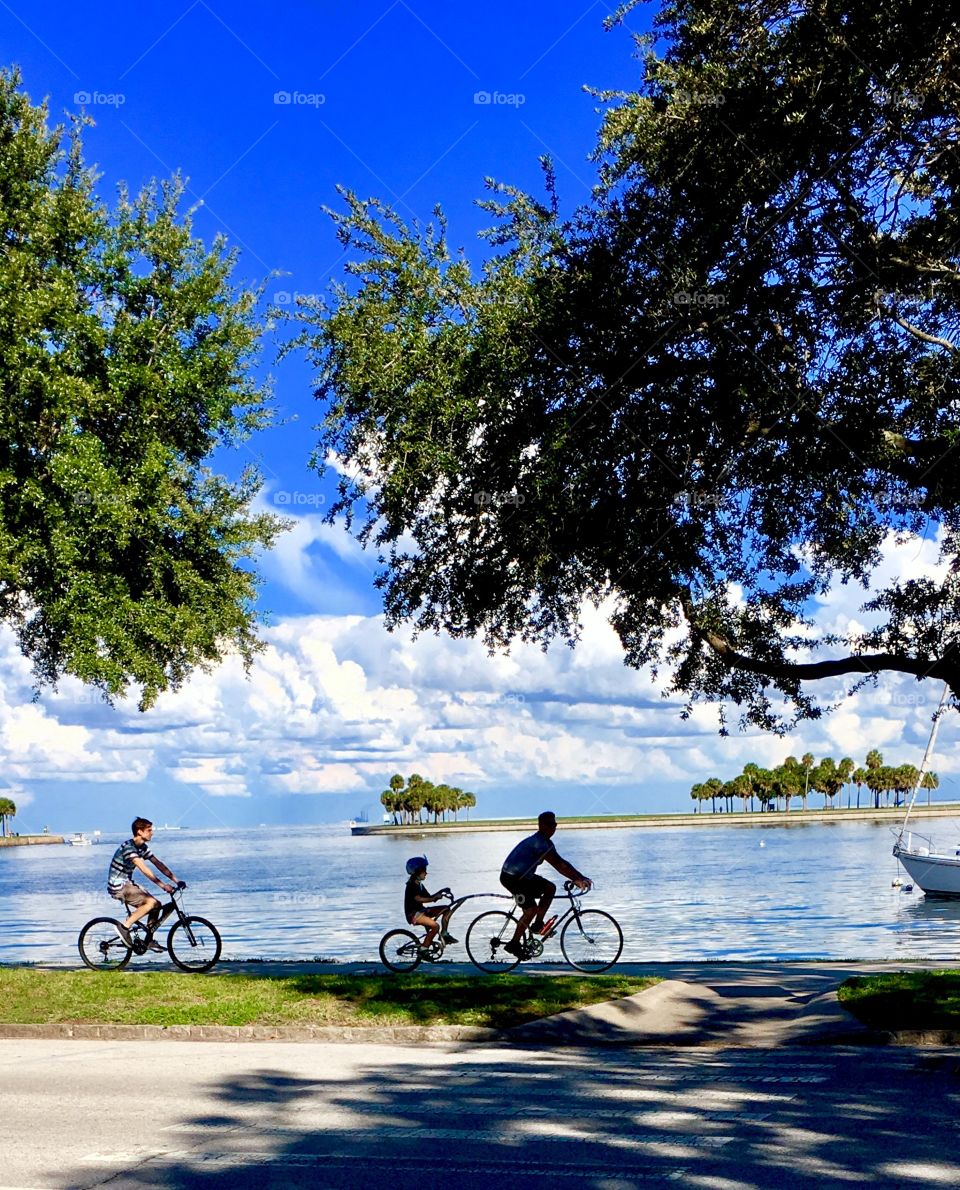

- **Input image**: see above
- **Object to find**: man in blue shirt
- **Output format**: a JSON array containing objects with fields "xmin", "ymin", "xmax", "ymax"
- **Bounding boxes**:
[{"xmin": 499, "ymin": 811, "xmax": 591, "ymax": 958}]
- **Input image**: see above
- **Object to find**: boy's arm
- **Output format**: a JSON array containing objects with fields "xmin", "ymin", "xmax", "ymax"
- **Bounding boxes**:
[{"xmin": 131, "ymin": 855, "xmax": 178, "ymax": 892}]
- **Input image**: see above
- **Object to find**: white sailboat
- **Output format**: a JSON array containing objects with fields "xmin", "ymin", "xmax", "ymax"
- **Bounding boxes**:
[{"xmin": 892, "ymin": 683, "xmax": 960, "ymax": 896}]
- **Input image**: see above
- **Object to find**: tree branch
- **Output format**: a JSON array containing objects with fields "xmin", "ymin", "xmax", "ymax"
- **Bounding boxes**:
[{"xmin": 678, "ymin": 590, "xmax": 959, "ymax": 694}]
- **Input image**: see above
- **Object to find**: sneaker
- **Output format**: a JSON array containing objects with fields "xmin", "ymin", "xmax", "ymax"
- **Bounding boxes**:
[
  {"xmin": 441, "ymin": 933, "xmax": 458, "ymax": 945},
  {"xmin": 147, "ymin": 941, "xmax": 164, "ymax": 953},
  {"xmin": 115, "ymin": 923, "xmax": 133, "ymax": 947},
  {"xmin": 502, "ymin": 939, "xmax": 524, "ymax": 959}
]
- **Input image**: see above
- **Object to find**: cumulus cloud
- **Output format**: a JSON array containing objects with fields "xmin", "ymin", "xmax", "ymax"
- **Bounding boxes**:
[{"xmin": 0, "ymin": 526, "xmax": 956, "ymax": 819}]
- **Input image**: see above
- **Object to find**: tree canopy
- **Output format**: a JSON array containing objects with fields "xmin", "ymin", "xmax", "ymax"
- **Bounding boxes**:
[
  {"xmin": 0, "ymin": 71, "xmax": 281, "ymax": 708},
  {"xmin": 692, "ymin": 751, "xmax": 934, "ymax": 812},
  {"xmin": 380, "ymin": 773, "xmax": 477, "ymax": 825},
  {"xmin": 298, "ymin": 0, "xmax": 960, "ymax": 733},
  {"xmin": 0, "ymin": 797, "xmax": 15, "ymax": 836}
]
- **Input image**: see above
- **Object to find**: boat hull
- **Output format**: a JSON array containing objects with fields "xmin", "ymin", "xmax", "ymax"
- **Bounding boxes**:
[{"xmin": 894, "ymin": 845, "xmax": 960, "ymax": 897}]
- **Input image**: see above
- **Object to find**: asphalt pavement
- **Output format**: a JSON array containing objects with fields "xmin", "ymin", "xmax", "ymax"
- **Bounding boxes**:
[{"xmin": 4, "ymin": 1034, "xmax": 960, "ymax": 1188}]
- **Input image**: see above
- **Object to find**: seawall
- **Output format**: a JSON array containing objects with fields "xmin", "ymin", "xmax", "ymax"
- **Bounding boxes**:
[
  {"xmin": 351, "ymin": 804, "xmax": 960, "ymax": 837},
  {"xmin": 0, "ymin": 835, "xmax": 65, "ymax": 848}
]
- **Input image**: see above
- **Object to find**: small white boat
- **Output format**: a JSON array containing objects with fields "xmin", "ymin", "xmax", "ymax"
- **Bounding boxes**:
[
  {"xmin": 68, "ymin": 833, "xmax": 93, "ymax": 846},
  {"xmin": 892, "ymin": 682, "xmax": 958, "ymax": 896},
  {"xmin": 893, "ymin": 834, "xmax": 960, "ymax": 897}
]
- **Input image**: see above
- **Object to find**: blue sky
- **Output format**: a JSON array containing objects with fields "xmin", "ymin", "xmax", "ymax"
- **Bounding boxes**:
[{"xmin": 1, "ymin": 1, "xmax": 957, "ymax": 833}]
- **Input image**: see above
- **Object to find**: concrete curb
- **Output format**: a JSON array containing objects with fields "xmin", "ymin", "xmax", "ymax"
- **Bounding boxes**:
[
  {"xmin": 0, "ymin": 1021, "xmax": 936, "ymax": 1046},
  {"xmin": 0, "ymin": 1022, "xmax": 501, "ymax": 1044}
]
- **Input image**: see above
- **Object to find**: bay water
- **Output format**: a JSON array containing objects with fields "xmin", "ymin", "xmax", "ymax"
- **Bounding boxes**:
[{"xmin": 3, "ymin": 818, "xmax": 960, "ymax": 964}]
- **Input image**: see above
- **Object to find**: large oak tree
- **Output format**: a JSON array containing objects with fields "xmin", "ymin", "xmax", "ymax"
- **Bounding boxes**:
[
  {"xmin": 297, "ymin": 1, "xmax": 960, "ymax": 731},
  {"xmin": 1, "ymin": 70, "xmax": 281, "ymax": 709}
]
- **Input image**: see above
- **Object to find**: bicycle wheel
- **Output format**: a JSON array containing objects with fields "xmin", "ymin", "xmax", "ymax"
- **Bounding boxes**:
[
  {"xmin": 379, "ymin": 928, "xmax": 422, "ymax": 973},
  {"xmin": 167, "ymin": 916, "xmax": 222, "ymax": 972},
  {"xmin": 560, "ymin": 909, "xmax": 623, "ymax": 973},
  {"xmin": 465, "ymin": 910, "xmax": 521, "ymax": 974},
  {"xmin": 78, "ymin": 917, "xmax": 132, "ymax": 971}
]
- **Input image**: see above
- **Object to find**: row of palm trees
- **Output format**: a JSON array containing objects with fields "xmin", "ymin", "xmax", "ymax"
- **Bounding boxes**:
[
  {"xmin": 0, "ymin": 797, "xmax": 16, "ymax": 836},
  {"xmin": 380, "ymin": 773, "xmax": 477, "ymax": 825},
  {"xmin": 690, "ymin": 752, "xmax": 941, "ymax": 814}
]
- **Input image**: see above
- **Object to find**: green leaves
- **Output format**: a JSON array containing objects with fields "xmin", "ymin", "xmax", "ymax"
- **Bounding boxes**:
[
  {"xmin": 296, "ymin": 3, "xmax": 960, "ymax": 731},
  {"xmin": 0, "ymin": 69, "xmax": 282, "ymax": 709}
]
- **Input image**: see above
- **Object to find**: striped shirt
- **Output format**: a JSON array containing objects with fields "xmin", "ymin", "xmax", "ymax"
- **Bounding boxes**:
[{"xmin": 107, "ymin": 838, "xmax": 155, "ymax": 891}]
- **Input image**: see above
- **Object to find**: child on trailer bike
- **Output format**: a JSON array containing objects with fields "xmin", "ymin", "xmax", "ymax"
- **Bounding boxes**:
[{"xmin": 404, "ymin": 856, "xmax": 457, "ymax": 954}]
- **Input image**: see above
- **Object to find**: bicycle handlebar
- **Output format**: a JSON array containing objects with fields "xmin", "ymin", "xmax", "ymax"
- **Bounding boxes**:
[{"xmin": 563, "ymin": 879, "xmax": 591, "ymax": 893}]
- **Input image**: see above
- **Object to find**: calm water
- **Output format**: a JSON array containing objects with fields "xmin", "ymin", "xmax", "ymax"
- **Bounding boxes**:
[{"xmin": 3, "ymin": 819, "xmax": 960, "ymax": 964}]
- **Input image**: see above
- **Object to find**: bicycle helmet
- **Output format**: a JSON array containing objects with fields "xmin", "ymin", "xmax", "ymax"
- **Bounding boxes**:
[{"xmin": 405, "ymin": 855, "xmax": 428, "ymax": 876}]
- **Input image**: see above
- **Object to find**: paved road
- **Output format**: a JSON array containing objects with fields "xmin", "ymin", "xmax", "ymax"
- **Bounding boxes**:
[{"xmin": 4, "ymin": 1037, "xmax": 960, "ymax": 1189}]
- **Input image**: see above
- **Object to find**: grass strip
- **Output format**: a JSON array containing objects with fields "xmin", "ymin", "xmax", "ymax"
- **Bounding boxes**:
[
  {"xmin": 838, "ymin": 970, "xmax": 960, "ymax": 1031},
  {"xmin": 0, "ymin": 969, "xmax": 657, "ymax": 1030}
]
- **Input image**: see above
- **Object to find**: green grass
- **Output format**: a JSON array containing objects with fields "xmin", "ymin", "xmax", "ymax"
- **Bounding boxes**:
[
  {"xmin": 0, "ymin": 969, "xmax": 658, "ymax": 1030},
  {"xmin": 838, "ymin": 971, "xmax": 960, "ymax": 1031}
]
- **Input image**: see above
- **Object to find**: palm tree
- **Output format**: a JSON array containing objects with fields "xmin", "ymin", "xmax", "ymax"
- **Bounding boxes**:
[
  {"xmin": 732, "ymin": 774, "xmax": 752, "ymax": 813},
  {"xmin": 852, "ymin": 767, "xmax": 868, "ymax": 809},
  {"xmin": 838, "ymin": 758, "xmax": 855, "ymax": 808},
  {"xmin": 921, "ymin": 771, "xmax": 940, "ymax": 806},
  {"xmin": 865, "ymin": 750, "xmax": 884, "ymax": 809},
  {"xmin": 690, "ymin": 782, "xmax": 704, "ymax": 813},
  {"xmin": 704, "ymin": 777, "xmax": 724, "ymax": 813},
  {"xmin": 800, "ymin": 752, "xmax": 815, "ymax": 811},
  {"xmin": 0, "ymin": 797, "xmax": 15, "ymax": 837}
]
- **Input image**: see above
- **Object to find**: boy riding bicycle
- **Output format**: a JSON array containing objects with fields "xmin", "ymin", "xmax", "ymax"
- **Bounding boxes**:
[
  {"xmin": 107, "ymin": 817, "xmax": 181, "ymax": 951},
  {"xmin": 404, "ymin": 856, "xmax": 457, "ymax": 952}
]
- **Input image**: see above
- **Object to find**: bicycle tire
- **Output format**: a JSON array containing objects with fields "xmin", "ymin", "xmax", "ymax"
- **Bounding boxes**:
[
  {"xmin": 78, "ymin": 917, "xmax": 133, "ymax": 971},
  {"xmin": 379, "ymin": 928, "xmax": 423, "ymax": 973},
  {"xmin": 167, "ymin": 916, "xmax": 222, "ymax": 972},
  {"xmin": 560, "ymin": 909, "xmax": 623, "ymax": 973},
  {"xmin": 465, "ymin": 910, "xmax": 521, "ymax": 974}
]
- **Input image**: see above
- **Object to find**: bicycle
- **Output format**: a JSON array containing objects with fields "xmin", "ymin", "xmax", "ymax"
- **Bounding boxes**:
[
  {"xmin": 78, "ymin": 882, "xmax": 222, "ymax": 973},
  {"xmin": 465, "ymin": 880, "xmax": 623, "ymax": 974},
  {"xmin": 379, "ymin": 889, "xmax": 471, "ymax": 972}
]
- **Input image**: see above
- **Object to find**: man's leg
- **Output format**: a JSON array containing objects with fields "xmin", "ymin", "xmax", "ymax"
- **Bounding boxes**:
[
  {"xmin": 510, "ymin": 902, "xmax": 538, "ymax": 944},
  {"xmin": 529, "ymin": 885, "xmax": 555, "ymax": 932}
]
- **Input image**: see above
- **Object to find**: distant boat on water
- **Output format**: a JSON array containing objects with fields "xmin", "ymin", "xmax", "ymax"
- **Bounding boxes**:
[
  {"xmin": 68, "ymin": 833, "xmax": 94, "ymax": 846},
  {"xmin": 156, "ymin": 824, "xmax": 183, "ymax": 831}
]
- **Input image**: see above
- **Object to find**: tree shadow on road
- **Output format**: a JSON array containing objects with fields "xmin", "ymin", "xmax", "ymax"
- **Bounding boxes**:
[{"xmin": 63, "ymin": 1043, "xmax": 960, "ymax": 1188}]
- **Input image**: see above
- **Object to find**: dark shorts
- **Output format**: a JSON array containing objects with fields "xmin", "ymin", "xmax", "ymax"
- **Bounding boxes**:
[{"xmin": 500, "ymin": 871, "xmax": 554, "ymax": 907}]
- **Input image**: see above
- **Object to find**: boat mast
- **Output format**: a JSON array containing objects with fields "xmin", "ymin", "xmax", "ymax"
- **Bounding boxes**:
[{"xmin": 896, "ymin": 681, "xmax": 951, "ymax": 846}]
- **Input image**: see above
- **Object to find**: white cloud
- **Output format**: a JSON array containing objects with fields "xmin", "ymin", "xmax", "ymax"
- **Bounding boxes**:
[{"xmin": 0, "ymin": 527, "xmax": 956, "ymax": 817}]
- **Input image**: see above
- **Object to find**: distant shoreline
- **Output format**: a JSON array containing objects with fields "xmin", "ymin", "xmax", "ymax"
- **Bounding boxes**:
[
  {"xmin": 0, "ymin": 835, "xmax": 65, "ymax": 848},
  {"xmin": 351, "ymin": 803, "xmax": 960, "ymax": 837}
]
